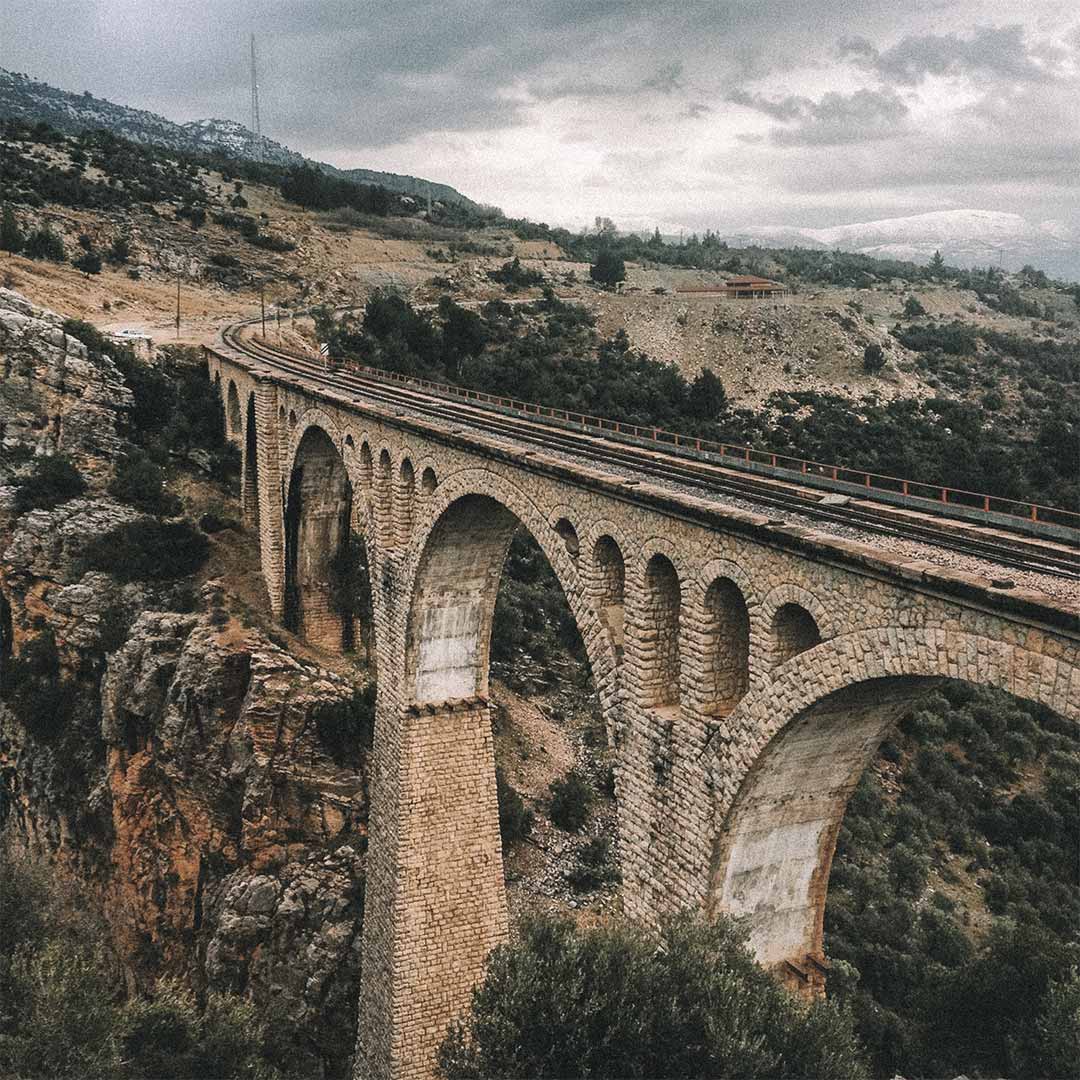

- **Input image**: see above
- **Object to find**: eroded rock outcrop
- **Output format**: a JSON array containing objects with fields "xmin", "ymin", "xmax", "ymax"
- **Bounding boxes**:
[
  {"xmin": 97, "ymin": 606, "xmax": 367, "ymax": 1069},
  {"xmin": 1, "ymin": 287, "xmax": 369, "ymax": 1074},
  {"xmin": 0, "ymin": 287, "xmax": 132, "ymax": 480}
]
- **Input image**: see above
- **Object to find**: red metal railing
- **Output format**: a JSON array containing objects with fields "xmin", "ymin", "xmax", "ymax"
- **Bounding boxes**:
[{"xmin": 324, "ymin": 356, "xmax": 1079, "ymax": 533}]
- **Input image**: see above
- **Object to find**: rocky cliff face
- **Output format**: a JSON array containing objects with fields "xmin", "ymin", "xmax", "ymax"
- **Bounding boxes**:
[
  {"xmin": 0, "ymin": 287, "xmax": 132, "ymax": 481},
  {"xmin": 0, "ymin": 289, "xmax": 369, "ymax": 1075}
]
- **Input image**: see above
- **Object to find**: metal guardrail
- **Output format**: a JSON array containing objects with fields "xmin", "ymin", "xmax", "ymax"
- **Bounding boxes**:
[
  {"xmin": 329, "ymin": 358, "xmax": 1080, "ymax": 537},
  {"xmin": 210, "ymin": 323, "xmax": 1080, "ymax": 543}
]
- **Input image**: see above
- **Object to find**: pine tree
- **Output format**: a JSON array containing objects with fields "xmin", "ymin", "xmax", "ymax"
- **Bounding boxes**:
[
  {"xmin": 929, "ymin": 249, "xmax": 945, "ymax": 277},
  {"xmin": 1, "ymin": 204, "xmax": 24, "ymax": 254}
]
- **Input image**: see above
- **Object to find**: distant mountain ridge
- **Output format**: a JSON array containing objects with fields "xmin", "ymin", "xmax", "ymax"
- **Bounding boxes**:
[
  {"xmin": 724, "ymin": 209, "xmax": 1080, "ymax": 280},
  {"xmin": 0, "ymin": 67, "xmax": 477, "ymax": 207}
]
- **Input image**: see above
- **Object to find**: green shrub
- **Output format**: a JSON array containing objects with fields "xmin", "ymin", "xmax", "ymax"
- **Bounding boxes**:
[
  {"xmin": 0, "ymin": 853, "xmax": 295, "ymax": 1080},
  {"xmin": 73, "ymin": 250, "xmax": 102, "ymax": 276},
  {"xmin": 862, "ymin": 342, "xmax": 885, "ymax": 374},
  {"xmin": 0, "ymin": 939, "xmax": 122, "ymax": 1080},
  {"xmin": 565, "ymin": 837, "xmax": 619, "ymax": 892},
  {"xmin": 438, "ymin": 913, "xmax": 869, "ymax": 1080},
  {"xmin": 495, "ymin": 768, "xmax": 534, "ymax": 847},
  {"xmin": 902, "ymin": 295, "xmax": 927, "ymax": 317},
  {"xmin": 107, "ymin": 234, "xmax": 131, "ymax": 264},
  {"xmin": 13, "ymin": 454, "xmax": 87, "ymax": 513},
  {"xmin": 199, "ymin": 511, "xmax": 239, "ymax": 533},
  {"xmin": 548, "ymin": 769, "xmax": 592, "ymax": 832},
  {"xmin": 209, "ymin": 252, "xmax": 240, "ymax": 268},
  {"xmin": 1, "ymin": 203, "xmax": 24, "ymax": 253},
  {"xmin": 314, "ymin": 683, "xmax": 376, "ymax": 766},
  {"xmin": 589, "ymin": 248, "xmax": 626, "ymax": 287},
  {"xmin": 488, "ymin": 256, "xmax": 543, "ymax": 291},
  {"xmin": 108, "ymin": 452, "xmax": 181, "ymax": 516},
  {"xmin": 23, "ymin": 226, "xmax": 66, "ymax": 262},
  {"xmin": 80, "ymin": 519, "xmax": 209, "ymax": 582}
]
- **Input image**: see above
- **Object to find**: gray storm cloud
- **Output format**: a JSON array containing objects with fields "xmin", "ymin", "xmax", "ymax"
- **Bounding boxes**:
[{"xmin": 1, "ymin": 1, "xmax": 1077, "ymax": 229}]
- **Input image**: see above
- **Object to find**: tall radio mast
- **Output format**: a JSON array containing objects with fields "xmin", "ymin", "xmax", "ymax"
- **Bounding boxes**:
[{"xmin": 249, "ymin": 34, "xmax": 262, "ymax": 161}]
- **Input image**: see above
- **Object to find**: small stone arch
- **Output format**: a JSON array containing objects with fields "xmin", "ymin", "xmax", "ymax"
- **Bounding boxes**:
[
  {"xmin": 397, "ymin": 457, "xmax": 416, "ymax": 542},
  {"xmin": 376, "ymin": 448, "xmax": 393, "ymax": 545},
  {"xmin": 283, "ymin": 424, "xmax": 353, "ymax": 651},
  {"xmin": 420, "ymin": 465, "xmax": 437, "ymax": 495},
  {"xmin": 226, "ymin": 380, "xmax": 241, "ymax": 436},
  {"xmin": 592, "ymin": 534, "xmax": 626, "ymax": 655},
  {"xmin": 553, "ymin": 516, "xmax": 580, "ymax": 557},
  {"xmin": 699, "ymin": 577, "xmax": 750, "ymax": 717},
  {"xmin": 637, "ymin": 552, "xmax": 682, "ymax": 713},
  {"xmin": 759, "ymin": 583, "xmax": 833, "ymax": 639},
  {"xmin": 772, "ymin": 603, "xmax": 822, "ymax": 666},
  {"xmin": 707, "ymin": 627, "xmax": 1079, "ymax": 980},
  {"xmin": 359, "ymin": 441, "xmax": 374, "ymax": 493}
]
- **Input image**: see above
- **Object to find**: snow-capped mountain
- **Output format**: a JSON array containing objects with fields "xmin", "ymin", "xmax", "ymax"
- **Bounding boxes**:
[
  {"xmin": 0, "ymin": 67, "xmax": 476, "ymax": 206},
  {"xmin": 726, "ymin": 210, "xmax": 1080, "ymax": 280}
]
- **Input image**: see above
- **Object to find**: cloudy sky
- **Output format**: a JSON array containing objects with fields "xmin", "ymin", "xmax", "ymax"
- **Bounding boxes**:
[{"xmin": 2, "ymin": 1, "xmax": 1078, "ymax": 233}]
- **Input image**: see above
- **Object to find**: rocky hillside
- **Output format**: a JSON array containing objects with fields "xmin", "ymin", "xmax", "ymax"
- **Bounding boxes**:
[
  {"xmin": 0, "ymin": 67, "xmax": 476, "ymax": 206},
  {"xmin": 0, "ymin": 289, "xmax": 369, "ymax": 1073}
]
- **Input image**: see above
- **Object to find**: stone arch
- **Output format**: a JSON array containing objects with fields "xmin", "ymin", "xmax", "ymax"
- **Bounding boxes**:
[
  {"xmin": 359, "ymin": 441, "xmax": 374, "ymax": 501},
  {"xmin": 242, "ymin": 393, "xmax": 260, "ymax": 532},
  {"xmin": 226, "ymin": 380, "xmax": 241, "ymax": 436},
  {"xmin": 420, "ymin": 465, "xmax": 437, "ymax": 495},
  {"xmin": 375, "ymin": 448, "xmax": 393, "ymax": 545},
  {"xmin": 283, "ymin": 424, "xmax": 354, "ymax": 651},
  {"xmin": 592, "ymin": 534, "xmax": 626, "ymax": 655},
  {"xmin": 553, "ymin": 515, "xmax": 580, "ymax": 557},
  {"xmin": 397, "ymin": 457, "xmax": 416, "ymax": 542},
  {"xmin": 759, "ymin": 583, "xmax": 832, "ymax": 639},
  {"xmin": 772, "ymin": 603, "xmax": 822, "ymax": 667},
  {"xmin": 637, "ymin": 552, "xmax": 682, "ymax": 712},
  {"xmin": 396, "ymin": 469, "xmax": 616, "ymax": 709},
  {"xmin": 283, "ymin": 407, "xmax": 343, "ymax": 482},
  {"xmin": 707, "ymin": 627, "xmax": 1078, "ymax": 983},
  {"xmin": 358, "ymin": 475, "xmax": 622, "ymax": 1076},
  {"xmin": 698, "ymin": 577, "xmax": 750, "ymax": 716}
]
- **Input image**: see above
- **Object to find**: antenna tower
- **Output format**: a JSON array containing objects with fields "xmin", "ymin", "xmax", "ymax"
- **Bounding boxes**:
[{"xmin": 249, "ymin": 34, "xmax": 262, "ymax": 161}]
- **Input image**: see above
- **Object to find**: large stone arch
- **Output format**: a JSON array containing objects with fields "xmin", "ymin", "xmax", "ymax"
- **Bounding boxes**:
[
  {"xmin": 284, "ymin": 405, "xmax": 344, "ymax": 481},
  {"xmin": 390, "ymin": 468, "xmax": 617, "ymax": 708},
  {"xmin": 242, "ymin": 392, "xmax": 260, "ymax": 532},
  {"xmin": 358, "ymin": 470, "xmax": 620, "ymax": 1080},
  {"xmin": 283, "ymin": 423, "xmax": 354, "ymax": 651},
  {"xmin": 225, "ymin": 379, "xmax": 241, "ymax": 437},
  {"xmin": 707, "ymin": 626, "xmax": 1079, "ymax": 987}
]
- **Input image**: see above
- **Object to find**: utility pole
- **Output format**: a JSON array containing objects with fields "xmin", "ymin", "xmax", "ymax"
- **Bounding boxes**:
[
  {"xmin": 260, "ymin": 282, "xmax": 267, "ymax": 338},
  {"xmin": 250, "ymin": 34, "xmax": 262, "ymax": 162},
  {"xmin": 175, "ymin": 276, "xmax": 181, "ymax": 340}
]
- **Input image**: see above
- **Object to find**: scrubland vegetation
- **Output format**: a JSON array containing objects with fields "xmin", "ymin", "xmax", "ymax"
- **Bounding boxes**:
[
  {"xmin": 2, "ymin": 113, "xmax": 1078, "ymax": 1079},
  {"xmin": 0, "ymin": 853, "xmax": 299, "ymax": 1080}
]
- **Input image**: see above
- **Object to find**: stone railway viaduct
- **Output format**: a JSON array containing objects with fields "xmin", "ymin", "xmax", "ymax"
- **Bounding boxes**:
[{"xmin": 207, "ymin": 343, "xmax": 1080, "ymax": 1080}]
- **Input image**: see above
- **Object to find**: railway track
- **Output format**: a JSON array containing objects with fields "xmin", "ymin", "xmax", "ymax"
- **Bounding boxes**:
[{"xmin": 220, "ymin": 323, "xmax": 1080, "ymax": 584}]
